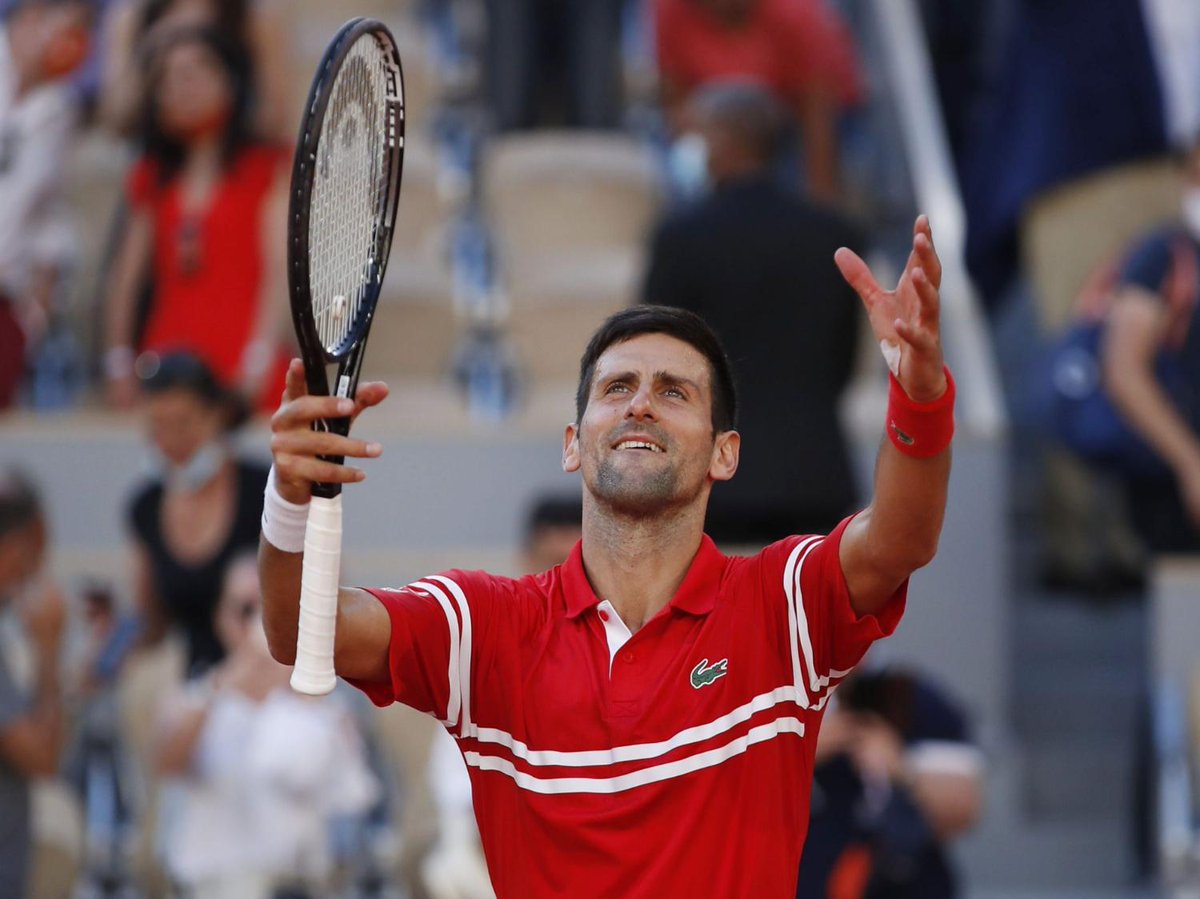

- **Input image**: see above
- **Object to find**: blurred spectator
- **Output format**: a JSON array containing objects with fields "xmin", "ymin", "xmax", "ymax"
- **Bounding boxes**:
[
  {"xmin": 654, "ymin": 0, "xmax": 863, "ymax": 201},
  {"xmin": 102, "ymin": 26, "xmax": 289, "ymax": 411},
  {"xmin": 963, "ymin": 0, "xmax": 1178, "ymax": 308},
  {"xmin": 421, "ymin": 496, "xmax": 582, "ymax": 899},
  {"xmin": 125, "ymin": 352, "xmax": 267, "ymax": 678},
  {"xmin": 0, "ymin": 0, "xmax": 93, "ymax": 410},
  {"xmin": 642, "ymin": 81, "xmax": 863, "ymax": 546},
  {"xmin": 155, "ymin": 554, "xmax": 378, "ymax": 897},
  {"xmin": 1085, "ymin": 140, "xmax": 1200, "ymax": 554},
  {"xmin": 0, "ymin": 471, "xmax": 66, "ymax": 899},
  {"xmin": 98, "ymin": 0, "xmax": 292, "ymax": 140},
  {"xmin": 520, "ymin": 495, "xmax": 584, "ymax": 573},
  {"xmin": 796, "ymin": 668, "xmax": 983, "ymax": 899},
  {"xmin": 485, "ymin": 0, "xmax": 624, "ymax": 130}
]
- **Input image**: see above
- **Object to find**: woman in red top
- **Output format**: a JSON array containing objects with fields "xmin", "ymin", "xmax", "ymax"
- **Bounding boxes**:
[{"xmin": 103, "ymin": 26, "xmax": 289, "ymax": 411}]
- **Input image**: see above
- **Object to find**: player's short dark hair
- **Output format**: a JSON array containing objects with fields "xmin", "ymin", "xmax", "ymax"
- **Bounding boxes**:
[
  {"xmin": 0, "ymin": 470, "xmax": 42, "ymax": 540},
  {"xmin": 575, "ymin": 306, "xmax": 738, "ymax": 433}
]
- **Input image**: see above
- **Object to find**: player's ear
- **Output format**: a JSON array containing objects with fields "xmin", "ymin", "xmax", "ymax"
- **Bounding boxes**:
[
  {"xmin": 562, "ymin": 422, "xmax": 581, "ymax": 473},
  {"xmin": 709, "ymin": 429, "xmax": 739, "ymax": 483}
]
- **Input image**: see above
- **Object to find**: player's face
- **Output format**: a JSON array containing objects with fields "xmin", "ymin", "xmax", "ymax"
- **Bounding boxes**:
[{"xmin": 563, "ymin": 333, "xmax": 738, "ymax": 516}]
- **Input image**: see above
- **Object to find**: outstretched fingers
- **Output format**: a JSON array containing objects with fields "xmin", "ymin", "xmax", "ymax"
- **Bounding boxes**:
[
  {"xmin": 913, "ymin": 217, "xmax": 942, "ymax": 289},
  {"xmin": 834, "ymin": 246, "xmax": 884, "ymax": 309}
]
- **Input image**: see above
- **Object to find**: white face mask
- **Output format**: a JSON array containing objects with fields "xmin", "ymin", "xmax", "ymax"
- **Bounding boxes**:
[
  {"xmin": 147, "ymin": 441, "xmax": 227, "ymax": 494},
  {"xmin": 668, "ymin": 132, "xmax": 710, "ymax": 198},
  {"xmin": 1182, "ymin": 186, "xmax": 1200, "ymax": 240}
]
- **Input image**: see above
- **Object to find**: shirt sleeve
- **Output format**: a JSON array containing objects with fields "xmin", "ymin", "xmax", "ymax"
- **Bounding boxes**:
[
  {"xmin": 346, "ymin": 569, "xmax": 502, "ymax": 735},
  {"xmin": 1118, "ymin": 231, "xmax": 1175, "ymax": 296},
  {"xmin": 758, "ymin": 515, "xmax": 906, "ymax": 707},
  {"xmin": 654, "ymin": 0, "xmax": 688, "ymax": 85}
]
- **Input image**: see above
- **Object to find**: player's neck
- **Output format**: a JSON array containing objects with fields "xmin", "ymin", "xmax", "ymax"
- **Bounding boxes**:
[{"xmin": 579, "ymin": 505, "xmax": 706, "ymax": 634}]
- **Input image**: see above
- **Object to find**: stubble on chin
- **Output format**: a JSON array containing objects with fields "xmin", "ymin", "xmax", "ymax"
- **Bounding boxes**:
[{"xmin": 593, "ymin": 457, "xmax": 680, "ymax": 517}]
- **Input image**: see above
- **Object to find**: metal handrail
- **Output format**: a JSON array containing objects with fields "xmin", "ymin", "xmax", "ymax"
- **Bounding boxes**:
[{"xmin": 868, "ymin": 0, "xmax": 1007, "ymax": 438}]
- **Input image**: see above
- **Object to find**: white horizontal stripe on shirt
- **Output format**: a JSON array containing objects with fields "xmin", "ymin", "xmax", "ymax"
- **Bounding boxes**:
[
  {"xmin": 463, "ymin": 716, "xmax": 806, "ymax": 795},
  {"xmin": 461, "ymin": 684, "xmax": 808, "ymax": 768}
]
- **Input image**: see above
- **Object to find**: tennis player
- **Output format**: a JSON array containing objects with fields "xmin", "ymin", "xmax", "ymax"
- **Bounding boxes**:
[{"xmin": 260, "ymin": 216, "xmax": 953, "ymax": 898}]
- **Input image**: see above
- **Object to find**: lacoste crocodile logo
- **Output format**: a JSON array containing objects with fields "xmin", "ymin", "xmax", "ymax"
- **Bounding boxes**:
[{"xmin": 690, "ymin": 658, "xmax": 729, "ymax": 689}]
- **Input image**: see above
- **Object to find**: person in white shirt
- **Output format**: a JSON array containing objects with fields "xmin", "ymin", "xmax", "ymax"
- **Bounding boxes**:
[{"xmin": 155, "ymin": 554, "xmax": 379, "ymax": 899}]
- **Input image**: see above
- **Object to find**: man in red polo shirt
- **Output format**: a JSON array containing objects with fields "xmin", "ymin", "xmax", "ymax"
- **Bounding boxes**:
[
  {"xmin": 260, "ymin": 217, "xmax": 953, "ymax": 898},
  {"xmin": 655, "ymin": 0, "xmax": 864, "ymax": 200}
]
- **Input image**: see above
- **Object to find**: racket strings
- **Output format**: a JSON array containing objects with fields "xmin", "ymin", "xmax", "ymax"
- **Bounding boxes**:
[{"xmin": 308, "ymin": 34, "xmax": 393, "ymax": 355}]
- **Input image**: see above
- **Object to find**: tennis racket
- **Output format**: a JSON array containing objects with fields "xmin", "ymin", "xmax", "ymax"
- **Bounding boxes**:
[{"xmin": 288, "ymin": 17, "xmax": 404, "ymax": 695}]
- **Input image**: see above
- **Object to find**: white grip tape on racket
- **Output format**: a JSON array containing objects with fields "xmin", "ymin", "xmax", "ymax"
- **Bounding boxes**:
[{"xmin": 291, "ymin": 494, "xmax": 342, "ymax": 695}]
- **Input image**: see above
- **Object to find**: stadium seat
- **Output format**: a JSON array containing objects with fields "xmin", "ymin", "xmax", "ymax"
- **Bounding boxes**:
[
  {"xmin": 366, "ymin": 137, "xmax": 461, "ymax": 382},
  {"xmin": 480, "ymin": 131, "xmax": 663, "ymax": 381},
  {"xmin": 292, "ymin": 3, "xmax": 439, "ymax": 137}
]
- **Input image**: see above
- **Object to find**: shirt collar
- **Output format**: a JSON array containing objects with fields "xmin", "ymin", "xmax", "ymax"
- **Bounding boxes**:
[{"xmin": 561, "ymin": 535, "xmax": 727, "ymax": 619}]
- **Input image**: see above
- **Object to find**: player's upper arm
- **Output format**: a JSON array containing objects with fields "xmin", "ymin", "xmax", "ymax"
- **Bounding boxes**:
[
  {"xmin": 333, "ymin": 586, "xmax": 392, "ymax": 683},
  {"xmin": 759, "ymin": 527, "xmax": 904, "ymax": 706}
]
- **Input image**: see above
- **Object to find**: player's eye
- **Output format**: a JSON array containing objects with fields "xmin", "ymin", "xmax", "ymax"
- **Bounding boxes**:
[
  {"xmin": 605, "ymin": 382, "xmax": 630, "ymax": 394},
  {"xmin": 664, "ymin": 387, "xmax": 685, "ymax": 399}
]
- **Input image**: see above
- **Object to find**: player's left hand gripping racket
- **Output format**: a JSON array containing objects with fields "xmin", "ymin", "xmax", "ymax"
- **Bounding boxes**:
[{"xmin": 288, "ymin": 18, "xmax": 404, "ymax": 695}]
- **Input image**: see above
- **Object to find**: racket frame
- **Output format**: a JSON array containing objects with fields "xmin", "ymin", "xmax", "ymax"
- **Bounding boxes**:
[{"xmin": 287, "ymin": 16, "xmax": 405, "ymax": 501}]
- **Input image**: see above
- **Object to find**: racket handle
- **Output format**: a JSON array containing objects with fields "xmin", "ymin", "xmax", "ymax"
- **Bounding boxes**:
[{"xmin": 290, "ymin": 494, "xmax": 343, "ymax": 695}]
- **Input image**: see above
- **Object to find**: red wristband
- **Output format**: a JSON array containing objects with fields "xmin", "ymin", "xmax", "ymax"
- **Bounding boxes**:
[{"xmin": 886, "ymin": 367, "xmax": 955, "ymax": 458}]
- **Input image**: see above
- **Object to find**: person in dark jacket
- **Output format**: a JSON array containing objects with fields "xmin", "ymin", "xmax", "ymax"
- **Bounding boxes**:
[{"xmin": 642, "ymin": 80, "xmax": 865, "ymax": 546}]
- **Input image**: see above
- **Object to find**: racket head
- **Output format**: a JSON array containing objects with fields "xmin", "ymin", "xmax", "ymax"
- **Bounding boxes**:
[{"xmin": 287, "ymin": 17, "xmax": 405, "ymax": 400}]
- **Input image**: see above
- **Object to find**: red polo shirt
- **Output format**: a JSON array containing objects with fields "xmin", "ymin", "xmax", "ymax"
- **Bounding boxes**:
[
  {"xmin": 352, "ymin": 515, "xmax": 904, "ymax": 898},
  {"xmin": 655, "ymin": 0, "xmax": 864, "ymax": 109}
]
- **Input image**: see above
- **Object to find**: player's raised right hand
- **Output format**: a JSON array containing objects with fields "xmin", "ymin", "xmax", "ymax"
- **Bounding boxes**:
[{"xmin": 270, "ymin": 358, "xmax": 388, "ymax": 504}]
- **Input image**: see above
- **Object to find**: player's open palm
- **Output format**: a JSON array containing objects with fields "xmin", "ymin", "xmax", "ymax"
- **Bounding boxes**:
[{"xmin": 834, "ymin": 215, "xmax": 947, "ymax": 402}]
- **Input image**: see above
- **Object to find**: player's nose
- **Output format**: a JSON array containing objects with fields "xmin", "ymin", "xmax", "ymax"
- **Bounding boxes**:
[{"xmin": 624, "ymin": 385, "xmax": 657, "ymax": 420}]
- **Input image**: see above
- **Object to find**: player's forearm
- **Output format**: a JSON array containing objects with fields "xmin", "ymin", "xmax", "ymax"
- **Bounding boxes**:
[
  {"xmin": 863, "ymin": 439, "xmax": 950, "ymax": 574},
  {"xmin": 259, "ymin": 538, "xmax": 304, "ymax": 665}
]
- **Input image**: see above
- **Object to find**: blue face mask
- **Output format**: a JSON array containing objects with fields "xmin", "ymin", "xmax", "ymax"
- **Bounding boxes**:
[
  {"xmin": 667, "ymin": 132, "xmax": 710, "ymax": 198},
  {"xmin": 146, "ymin": 441, "xmax": 227, "ymax": 494}
]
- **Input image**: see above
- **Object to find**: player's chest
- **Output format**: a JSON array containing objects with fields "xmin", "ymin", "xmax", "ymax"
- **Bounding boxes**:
[{"xmin": 493, "ymin": 609, "xmax": 787, "ymax": 745}]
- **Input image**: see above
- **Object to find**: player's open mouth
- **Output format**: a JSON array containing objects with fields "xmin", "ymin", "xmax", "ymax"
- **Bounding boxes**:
[{"xmin": 614, "ymin": 439, "xmax": 665, "ymax": 453}]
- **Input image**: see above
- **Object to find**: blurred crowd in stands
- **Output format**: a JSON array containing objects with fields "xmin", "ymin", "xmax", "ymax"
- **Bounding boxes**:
[{"xmin": 0, "ymin": 0, "xmax": 1198, "ymax": 896}]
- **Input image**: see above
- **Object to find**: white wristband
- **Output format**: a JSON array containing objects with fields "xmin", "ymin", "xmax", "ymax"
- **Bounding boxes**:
[{"xmin": 261, "ymin": 465, "xmax": 309, "ymax": 553}]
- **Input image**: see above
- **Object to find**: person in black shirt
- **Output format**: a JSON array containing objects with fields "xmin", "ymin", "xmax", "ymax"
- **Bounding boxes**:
[
  {"xmin": 643, "ymin": 80, "xmax": 865, "ymax": 545},
  {"xmin": 796, "ymin": 668, "xmax": 983, "ymax": 899},
  {"xmin": 126, "ymin": 352, "xmax": 267, "ymax": 678}
]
